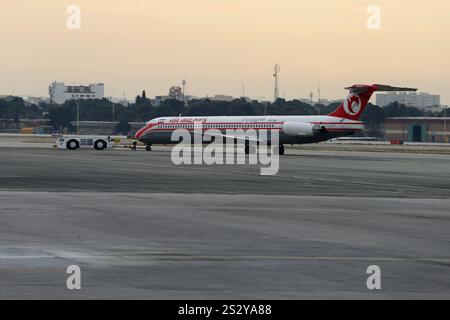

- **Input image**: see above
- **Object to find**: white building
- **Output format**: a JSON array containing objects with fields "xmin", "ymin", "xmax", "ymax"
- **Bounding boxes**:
[
  {"xmin": 376, "ymin": 92, "xmax": 440, "ymax": 109},
  {"xmin": 49, "ymin": 82, "xmax": 104, "ymax": 104}
]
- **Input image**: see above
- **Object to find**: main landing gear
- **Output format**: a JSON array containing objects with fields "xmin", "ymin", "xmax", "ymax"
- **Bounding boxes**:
[
  {"xmin": 145, "ymin": 145, "xmax": 152, "ymax": 151},
  {"xmin": 277, "ymin": 144, "xmax": 285, "ymax": 156}
]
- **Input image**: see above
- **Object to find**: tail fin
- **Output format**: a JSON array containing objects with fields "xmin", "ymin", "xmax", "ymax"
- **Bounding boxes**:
[{"xmin": 328, "ymin": 84, "xmax": 417, "ymax": 120}]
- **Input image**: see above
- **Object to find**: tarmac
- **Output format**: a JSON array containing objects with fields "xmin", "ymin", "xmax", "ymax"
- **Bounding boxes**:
[{"xmin": 1, "ymin": 145, "xmax": 450, "ymax": 299}]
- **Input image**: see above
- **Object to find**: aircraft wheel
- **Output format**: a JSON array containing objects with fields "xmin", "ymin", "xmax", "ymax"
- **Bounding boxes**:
[
  {"xmin": 146, "ymin": 145, "xmax": 152, "ymax": 151},
  {"xmin": 279, "ymin": 144, "xmax": 285, "ymax": 155},
  {"xmin": 273, "ymin": 144, "xmax": 285, "ymax": 155}
]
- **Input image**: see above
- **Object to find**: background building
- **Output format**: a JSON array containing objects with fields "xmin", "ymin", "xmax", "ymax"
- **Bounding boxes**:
[
  {"xmin": 384, "ymin": 117, "xmax": 449, "ymax": 143},
  {"xmin": 168, "ymin": 86, "xmax": 183, "ymax": 100},
  {"xmin": 49, "ymin": 82, "xmax": 104, "ymax": 105},
  {"xmin": 153, "ymin": 85, "xmax": 190, "ymax": 106},
  {"xmin": 21, "ymin": 96, "xmax": 50, "ymax": 105},
  {"xmin": 0, "ymin": 119, "xmax": 51, "ymax": 134},
  {"xmin": 68, "ymin": 121, "xmax": 145, "ymax": 135},
  {"xmin": 376, "ymin": 92, "xmax": 440, "ymax": 110},
  {"xmin": 210, "ymin": 95, "xmax": 235, "ymax": 102}
]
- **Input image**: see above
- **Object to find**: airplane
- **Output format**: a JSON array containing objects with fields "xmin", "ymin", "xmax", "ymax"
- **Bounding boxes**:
[{"xmin": 135, "ymin": 84, "xmax": 417, "ymax": 155}]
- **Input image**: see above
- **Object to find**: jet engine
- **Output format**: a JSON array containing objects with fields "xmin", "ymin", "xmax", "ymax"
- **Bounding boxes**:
[{"xmin": 282, "ymin": 122, "xmax": 326, "ymax": 137}]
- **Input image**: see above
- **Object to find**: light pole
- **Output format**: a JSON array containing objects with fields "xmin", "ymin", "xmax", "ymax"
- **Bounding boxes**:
[
  {"xmin": 444, "ymin": 105, "xmax": 448, "ymax": 143},
  {"xmin": 76, "ymin": 101, "xmax": 80, "ymax": 135},
  {"xmin": 182, "ymin": 79, "xmax": 188, "ymax": 107}
]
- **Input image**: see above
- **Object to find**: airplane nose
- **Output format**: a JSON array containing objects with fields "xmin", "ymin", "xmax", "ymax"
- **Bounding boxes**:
[
  {"xmin": 136, "ymin": 122, "xmax": 159, "ymax": 140},
  {"xmin": 135, "ymin": 125, "xmax": 149, "ymax": 140}
]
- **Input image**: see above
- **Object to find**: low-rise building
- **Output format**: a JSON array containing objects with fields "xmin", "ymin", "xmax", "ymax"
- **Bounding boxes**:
[
  {"xmin": 210, "ymin": 95, "xmax": 235, "ymax": 102},
  {"xmin": 152, "ymin": 86, "xmax": 189, "ymax": 106},
  {"xmin": 0, "ymin": 119, "xmax": 52, "ymax": 133},
  {"xmin": 69, "ymin": 121, "xmax": 145, "ymax": 135},
  {"xmin": 384, "ymin": 117, "xmax": 450, "ymax": 143}
]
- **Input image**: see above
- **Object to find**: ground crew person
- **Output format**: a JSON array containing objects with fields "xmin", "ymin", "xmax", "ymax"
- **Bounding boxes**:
[{"xmin": 132, "ymin": 137, "xmax": 137, "ymax": 151}]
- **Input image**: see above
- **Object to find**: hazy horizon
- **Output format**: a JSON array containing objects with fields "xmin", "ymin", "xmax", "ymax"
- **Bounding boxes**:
[{"xmin": 1, "ymin": 0, "xmax": 449, "ymax": 104}]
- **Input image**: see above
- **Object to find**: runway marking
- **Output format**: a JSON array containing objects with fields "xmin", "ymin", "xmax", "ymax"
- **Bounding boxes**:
[
  {"xmin": 7, "ymin": 150, "xmax": 450, "ymax": 184},
  {"xmin": 1, "ymin": 254, "xmax": 450, "ymax": 263},
  {"xmin": 0, "ymin": 255, "xmax": 55, "ymax": 259},
  {"xmin": 5, "ymin": 151, "xmax": 262, "ymax": 175},
  {"xmin": 133, "ymin": 255, "xmax": 450, "ymax": 263},
  {"xmin": 291, "ymin": 175, "xmax": 450, "ymax": 192}
]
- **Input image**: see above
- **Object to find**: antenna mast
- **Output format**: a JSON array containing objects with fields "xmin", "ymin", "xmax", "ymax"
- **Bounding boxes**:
[
  {"xmin": 182, "ymin": 79, "xmax": 188, "ymax": 107},
  {"xmin": 273, "ymin": 64, "xmax": 280, "ymax": 102},
  {"xmin": 317, "ymin": 78, "xmax": 321, "ymax": 104}
]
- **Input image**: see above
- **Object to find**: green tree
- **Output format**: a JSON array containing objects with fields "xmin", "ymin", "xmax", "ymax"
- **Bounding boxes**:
[
  {"xmin": 361, "ymin": 104, "xmax": 385, "ymax": 137},
  {"xmin": 382, "ymin": 102, "xmax": 424, "ymax": 117}
]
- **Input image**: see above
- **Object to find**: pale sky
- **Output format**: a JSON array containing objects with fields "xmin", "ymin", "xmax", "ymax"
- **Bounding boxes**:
[{"xmin": 1, "ymin": 0, "xmax": 449, "ymax": 103}]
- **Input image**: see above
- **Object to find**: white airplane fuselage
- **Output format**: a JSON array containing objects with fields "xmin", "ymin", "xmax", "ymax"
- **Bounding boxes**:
[
  {"xmin": 136, "ymin": 84, "xmax": 417, "ymax": 148},
  {"xmin": 136, "ymin": 115, "xmax": 364, "ymax": 146}
]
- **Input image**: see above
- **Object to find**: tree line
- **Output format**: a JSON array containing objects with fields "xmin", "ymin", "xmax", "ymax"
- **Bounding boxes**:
[{"xmin": 0, "ymin": 93, "xmax": 444, "ymax": 136}]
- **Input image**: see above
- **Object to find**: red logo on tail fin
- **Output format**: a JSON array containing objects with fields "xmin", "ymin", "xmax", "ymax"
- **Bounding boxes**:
[{"xmin": 343, "ymin": 94, "xmax": 362, "ymax": 116}]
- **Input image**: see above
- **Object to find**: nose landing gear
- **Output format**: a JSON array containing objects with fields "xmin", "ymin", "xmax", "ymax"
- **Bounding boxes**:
[{"xmin": 146, "ymin": 145, "xmax": 152, "ymax": 151}]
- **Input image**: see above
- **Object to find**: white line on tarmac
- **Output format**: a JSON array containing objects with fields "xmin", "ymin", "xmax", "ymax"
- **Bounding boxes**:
[
  {"xmin": 5, "ymin": 151, "xmax": 265, "ymax": 174},
  {"xmin": 291, "ymin": 175, "xmax": 449, "ymax": 192},
  {"xmin": 1, "ymin": 254, "xmax": 450, "ymax": 263}
]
